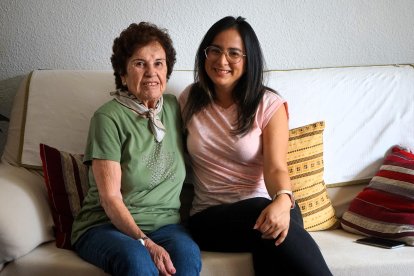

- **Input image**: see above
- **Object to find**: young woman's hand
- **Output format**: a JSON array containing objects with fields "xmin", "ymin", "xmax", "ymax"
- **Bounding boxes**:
[{"xmin": 253, "ymin": 194, "xmax": 292, "ymax": 246}]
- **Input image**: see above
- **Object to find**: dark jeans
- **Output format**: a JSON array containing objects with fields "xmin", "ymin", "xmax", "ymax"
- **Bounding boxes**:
[
  {"xmin": 74, "ymin": 223, "xmax": 201, "ymax": 276},
  {"xmin": 189, "ymin": 197, "xmax": 332, "ymax": 276}
]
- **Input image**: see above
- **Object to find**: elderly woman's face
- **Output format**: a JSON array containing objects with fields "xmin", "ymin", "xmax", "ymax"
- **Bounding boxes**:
[{"xmin": 121, "ymin": 41, "xmax": 167, "ymax": 108}]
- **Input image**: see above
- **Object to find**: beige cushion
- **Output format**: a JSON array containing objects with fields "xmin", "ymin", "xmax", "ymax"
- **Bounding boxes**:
[
  {"xmin": 200, "ymin": 251, "xmax": 254, "ymax": 276},
  {"xmin": 16, "ymin": 70, "xmax": 114, "ymax": 169},
  {"xmin": 3, "ymin": 232, "xmax": 414, "ymax": 276},
  {"xmin": 0, "ymin": 242, "xmax": 108, "ymax": 276},
  {"xmin": 311, "ymin": 229, "xmax": 414, "ymax": 276},
  {"xmin": 1, "ymin": 242, "xmax": 254, "ymax": 276},
  {"xmin": 0, "ymin": 162, "xmax": 54, "ymax": 267},
  {"xmin": 6, "ymin": 66, "xmax": 414, "ymax": 181},
  {"xmin": 326, "ymin": 183, "xmax": 366, "ymax": 218},
  {"xmin": 268, "ymin": 65, "xmax": 414, "ymax": 186},
  {"xmin": 2, "ymin": 70, "xmax": 193, "ymax": 169}
]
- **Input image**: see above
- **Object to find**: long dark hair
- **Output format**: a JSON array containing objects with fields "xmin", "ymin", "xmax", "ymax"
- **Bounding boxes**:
[{"xmin": 182, "ymin": 16, "xmax": 272, "ymax": 136}]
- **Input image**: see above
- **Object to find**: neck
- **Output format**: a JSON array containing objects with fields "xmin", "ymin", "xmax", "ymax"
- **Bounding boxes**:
[
  {"xmin": 137, "ymin": 97, "xmax": 160, "ymax": 109},
  {"xmin": 214, "ymin": 88, "xmax": 234, "ymax": 108}
]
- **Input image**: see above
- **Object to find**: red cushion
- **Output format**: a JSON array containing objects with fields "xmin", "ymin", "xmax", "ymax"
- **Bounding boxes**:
[
  {"xmin": 39, "ymin": 143, "xmax": 89, "ymax": 249},
  {"xmin": 341, "ymin": 146, "xmax": 414, "ymax": 245}
]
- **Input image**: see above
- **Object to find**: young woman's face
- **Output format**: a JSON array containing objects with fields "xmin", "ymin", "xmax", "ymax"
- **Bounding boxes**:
[
  {"xmin": 204, "ymin": 28, "xmax": 246, "ymax": 94},
  {"xmin": 121, "ymin": 41, "xmax": 167, "ymax": 108}
]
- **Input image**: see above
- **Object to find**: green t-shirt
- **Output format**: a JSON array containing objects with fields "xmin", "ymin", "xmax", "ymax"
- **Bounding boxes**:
[{"xmin": 71, "ymin": 94, "xmax": 185, "ymax": 244}]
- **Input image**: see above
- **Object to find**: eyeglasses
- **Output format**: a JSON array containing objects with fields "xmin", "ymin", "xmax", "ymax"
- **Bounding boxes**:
[{"xmin": 204, "ymin": 46, "xmax": 246, "ymax": 64}]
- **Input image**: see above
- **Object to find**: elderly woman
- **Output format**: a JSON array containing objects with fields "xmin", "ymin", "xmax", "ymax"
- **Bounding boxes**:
[{"xmin": 71, "ymin": 22, "xmax": 201, "ymax": 276}]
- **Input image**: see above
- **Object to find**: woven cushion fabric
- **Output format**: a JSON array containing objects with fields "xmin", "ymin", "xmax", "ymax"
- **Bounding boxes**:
[
  {"xmin": 288, "ymin": 121, "xmax": 339, "ymax": 231},
  {"xmin": 39, "ymin": 143, "xmax": 89, "ymax": 249},
  {"xmin": 341, "ymin": 146, "xmax": 414, "ymax": 245}
]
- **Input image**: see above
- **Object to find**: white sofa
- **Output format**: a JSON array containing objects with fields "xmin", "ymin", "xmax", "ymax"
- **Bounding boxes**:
[{"xmin": 1, "ymin": 65, "xmax": 414, "ymax": 276}]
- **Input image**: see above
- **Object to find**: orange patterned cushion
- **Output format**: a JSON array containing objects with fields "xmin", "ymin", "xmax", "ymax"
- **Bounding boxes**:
[{"xmin": 288, "ymin": 121, "xmax": 339, "ymax": 231}]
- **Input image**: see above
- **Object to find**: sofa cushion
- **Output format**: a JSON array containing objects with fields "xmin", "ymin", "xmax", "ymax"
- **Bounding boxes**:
[
  {"xmin": 0, "ymin": 242, "xmax": 109, "ymax": 276},
  {"xmin": 0, "ymin": 162, "xmax": 54, "ymax": 268},
  {"xmin": 341, "ymin": 146, "xmax": 414, "ymax": 245},
  {"xmin": 0, "ymin": 241, "xmax": 255, "ymax": 276},
  {"xmin": 268, "ymin": 65, "xmax": 414, "ymax": 186},
  {"xmin": 39, "ymin": 143, "xmax": 89, "ymax": 249},
  {"xmin": 310, "ymin": 229, "xmax": 414, "ymax": 275},
  {"xmin": 288, "ymin": 121, "xmax": 338, "ymax": 231},
  {"xmin": 4, "ymin": 66, "xmax": 414, "ymax": 188},
  {"xmin": 3, "ymin": 70, "xmax": 192, "ymax": 169}
]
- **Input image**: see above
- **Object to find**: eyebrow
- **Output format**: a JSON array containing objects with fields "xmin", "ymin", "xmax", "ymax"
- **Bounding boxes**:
[
  {"xmin": 210, "ymin": 44, "xmax": 243, "ymax": 52},
  {"xmin": 130, "ymin": 58, "xmax": 166, "ymax": 63}
]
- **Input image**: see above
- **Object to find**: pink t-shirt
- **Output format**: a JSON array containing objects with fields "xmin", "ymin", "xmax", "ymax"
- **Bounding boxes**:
[{"xmin": 179, "ymin": 85, "xmax": 287, "ymax": 215}]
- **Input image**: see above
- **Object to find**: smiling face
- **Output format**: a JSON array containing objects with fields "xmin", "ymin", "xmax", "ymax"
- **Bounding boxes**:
[
  {"xmin": 121, "ymin": 41, "xmax": 167, "ymax": 108},
  {"xmin": 205, "ymin": 28, "xmax": 246, "ymax": 95}
]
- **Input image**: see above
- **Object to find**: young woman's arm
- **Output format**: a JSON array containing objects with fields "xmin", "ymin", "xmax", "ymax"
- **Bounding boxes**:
[{"xmin": 254, "ymin": 105, "xmax": 293, "ymax": 246}]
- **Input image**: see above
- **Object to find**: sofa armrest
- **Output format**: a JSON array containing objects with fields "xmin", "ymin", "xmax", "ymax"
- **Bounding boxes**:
[{"xmin": 0, "ymin": 161, "xmax": 54, "ymax": 267}]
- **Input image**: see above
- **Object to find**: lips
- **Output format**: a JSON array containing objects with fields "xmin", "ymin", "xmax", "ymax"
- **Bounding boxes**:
[
  {"xmin": 215, "ymin": 68, "xmax": 231, "ymax": 75},
  {"xmin": 143, "ymin": 81, "xmax": 159, "ymax": 86}
]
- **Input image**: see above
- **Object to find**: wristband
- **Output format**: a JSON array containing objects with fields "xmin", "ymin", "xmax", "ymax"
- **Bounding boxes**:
[
  {"xmin": 272, "ymin": 190, "xmax": 295, "ymax": 209},
  {"xmin": 138, "ymin": 236, "xmax": 149, "ymax": 246}
]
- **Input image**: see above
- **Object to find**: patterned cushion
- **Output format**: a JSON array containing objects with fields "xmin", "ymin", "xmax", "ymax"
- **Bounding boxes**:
[
  {"xmin": 341, "ymin": 146, "xmax": 414, "ymax": 245},
  {"xmin": 39, "ymin": 143, "xmax": 89, "ymax": 249},
  {"xmin": 288, "ymin": 121, "xmax": 339, "ymax": 231}
]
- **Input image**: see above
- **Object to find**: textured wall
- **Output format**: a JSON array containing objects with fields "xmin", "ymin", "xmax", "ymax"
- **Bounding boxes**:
[
  {"xmin": 1, "ymin": 0, "xmax": 414, "ymax": 82},
  {"xmin": 1, "ymin": 0, "xmax": 414, "ymax": 154}
]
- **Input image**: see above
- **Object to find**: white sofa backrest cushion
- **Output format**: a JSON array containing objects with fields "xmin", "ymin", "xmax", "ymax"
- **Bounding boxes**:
[
  {"xmin": 2, "ymin": 66, "xmax": 414, "ymax": 187},
  {"xmin": 267, "ymin": 65, "xmax": 414, "ymax": 185},
  {"xmin": 20, "ymin": 70, "xmax": 114, "ymax": 167},
  {"xmin": 2, "ymin": 70, "xmax": 193, "ymax": 169}
]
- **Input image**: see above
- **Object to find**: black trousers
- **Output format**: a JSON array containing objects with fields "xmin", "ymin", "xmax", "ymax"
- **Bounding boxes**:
[{"xmin": 189, "ymin": 197, "xmax": 332, "ymax": 276}]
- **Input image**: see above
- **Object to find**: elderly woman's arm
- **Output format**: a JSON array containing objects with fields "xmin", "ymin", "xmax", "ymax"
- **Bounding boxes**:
[
  {"xmin": 92, "ymin": 159, "xmax": 144, "ymax": 239},
  {"xmin": 92, "ymin": 159, "xmax": 176, "ymax": 275}
]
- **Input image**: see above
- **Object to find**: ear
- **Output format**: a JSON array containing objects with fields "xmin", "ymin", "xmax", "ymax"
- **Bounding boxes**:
[{"xmin": 121, "ymin": 76, "xmax": 127, "ymax": 86}]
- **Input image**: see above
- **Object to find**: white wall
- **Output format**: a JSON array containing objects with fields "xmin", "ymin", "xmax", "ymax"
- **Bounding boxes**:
[{"xmin": 1, "ymin": 0, "xmax": 414, "ymax": 81}]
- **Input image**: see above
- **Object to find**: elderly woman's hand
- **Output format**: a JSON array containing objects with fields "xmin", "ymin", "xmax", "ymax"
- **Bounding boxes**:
[{"xmin": 145, "ymin": 239, "xmax": 176, "ymax": 275}]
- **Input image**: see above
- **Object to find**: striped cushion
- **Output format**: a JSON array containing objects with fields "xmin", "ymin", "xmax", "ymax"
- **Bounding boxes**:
[
  {"xmin": 39, "ymin": 143, "xmax": 88, "ymax": 249},
  {"xmin": 288, "ymin": 121, "xmax": 339, "ymax": 231},
  {"xmin": 341, "ymin": 146, "xmax": 414, "ymax": 245}
]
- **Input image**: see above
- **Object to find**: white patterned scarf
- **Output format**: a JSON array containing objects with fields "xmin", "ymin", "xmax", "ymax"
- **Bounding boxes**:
[{"xmin": 110, "ymin": 90, "xmax": 166, "ymax": 142}]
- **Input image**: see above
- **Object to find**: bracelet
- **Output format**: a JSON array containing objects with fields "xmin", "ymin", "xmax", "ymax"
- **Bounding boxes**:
[
  {"xmin": 272, "ymin": 190, "xmax": 295, "ymax": 209},
  {"xmin": 138, "ymin": 236, "xmax": 149, "ymax": 246}
]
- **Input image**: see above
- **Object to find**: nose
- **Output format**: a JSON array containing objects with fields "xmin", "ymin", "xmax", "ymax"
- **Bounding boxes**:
[
  {"xmin": 217, "ymin": 51, "xmax": 229, "ymax": 64},
  {"xmin": 145, "ymin": 64, "xmax": 156, "ymax": 76}
]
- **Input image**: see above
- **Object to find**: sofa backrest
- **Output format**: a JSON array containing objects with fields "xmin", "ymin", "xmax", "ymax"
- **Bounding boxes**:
[
  {"xmin": 3, "ymin": 65, "xmax": 414, "ymax": 187},
  {"xmin": 267, "ymin": 65, "xmax": 414, "ymax": 186}
]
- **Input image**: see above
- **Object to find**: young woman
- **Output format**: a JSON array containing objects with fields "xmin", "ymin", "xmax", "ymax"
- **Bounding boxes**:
[{"xmin": 179, "ymin": 16, "xmax": 332, "ymax": 276}]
